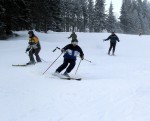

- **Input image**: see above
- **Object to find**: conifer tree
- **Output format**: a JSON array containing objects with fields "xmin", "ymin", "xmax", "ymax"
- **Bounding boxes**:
[
  {"xmin": 94, "ymin": 0, "xmax": 106, "ymax": 32},
  {"xmin": 87, "ymin": 0, "xmax": 95, "ymax": 32},
  {"xmin": 120, "ymin": 0, "xmax": 133, "ymax": 33},
  {"xmin": 106, "ymin": 2, "xmax": 117, "ymax": 32}
]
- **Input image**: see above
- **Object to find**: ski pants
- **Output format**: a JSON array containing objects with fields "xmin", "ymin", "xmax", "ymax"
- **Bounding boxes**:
[
  {"xmin": 56, "ymin": 58, "xmax": 76, "ymax": 73},
  {"xmin": 29, "ymin": 48, "xmax": 41, "ymax": 62},
  {"xmin": 108, "ymin": 42, "xmax": 116, "ymax": 54}
]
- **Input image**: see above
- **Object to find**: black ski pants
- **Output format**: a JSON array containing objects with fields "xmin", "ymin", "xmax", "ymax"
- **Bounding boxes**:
[
  {"xmin": 108, "ymin": 42, "xmax": 116, "ymax": 54},
  {"xmin": 56, "ymin": 58, "xmax": 76, "ymax": 73},
  {"xmin": 29, "ymin": 48, "xmax": 41, "ymax": 62}
]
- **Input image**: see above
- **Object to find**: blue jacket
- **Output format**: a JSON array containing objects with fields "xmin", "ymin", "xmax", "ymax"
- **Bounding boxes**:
[{"xmin": 62, "ymin": 44, "xmax": 84, "ymax": 60}]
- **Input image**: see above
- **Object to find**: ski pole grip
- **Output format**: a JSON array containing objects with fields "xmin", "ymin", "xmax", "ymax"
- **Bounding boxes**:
[{"xmin": 52, "ymin": 48, "xmax": 56, "ymax": 52}]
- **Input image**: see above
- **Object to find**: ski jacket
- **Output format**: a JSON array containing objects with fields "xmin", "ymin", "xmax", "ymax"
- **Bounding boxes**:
[
  {"xmin": 62, "ymin": 44, "xmax": 84, "ymax": 60},
  {"xmin": 105, "ymin": 34, "xmax": 119, "ymax": 43},
  {"xmin": 27, "ymin": 36, "xmax": 41, "ymax": 49}
]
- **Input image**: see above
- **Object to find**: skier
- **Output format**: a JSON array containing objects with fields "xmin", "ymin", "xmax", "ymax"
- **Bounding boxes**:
[
  {"xmin": 54, "ymin": 39, "xmax": 84, "ymax": 77},
  {"xmin": 26, "ymin": 31, "xmax": 41, "ymax": 64},
  {"xmin": 104, "ymin": 32, "xmax": 120, "ymax": 55},
  {"xmin": 139, "ymin": 32, "xmax": 142, "ymax": 36},
  {"xmin": 68, "ymin": 32, "xmax": 78, "ymax": 42}
]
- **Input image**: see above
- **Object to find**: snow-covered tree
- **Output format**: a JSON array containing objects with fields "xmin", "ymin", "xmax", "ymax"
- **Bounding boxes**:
[
  {"xmin": 87, "ymin": 0, "xmax": 95, "ymax": 32},
  {"xmin": 94, "ymin": 0, "xmax": 106, "ymax": 32},
  {"xmin": 106, "ymin": 2, "xmax": 118, "ymax": 32},
  {"xmin": 120, "ymin": 0, "xmax": 133, "ymax": 33},
  {"xmin": 120, "ymin": 0, "xmax": 150, "ymax": 34}
]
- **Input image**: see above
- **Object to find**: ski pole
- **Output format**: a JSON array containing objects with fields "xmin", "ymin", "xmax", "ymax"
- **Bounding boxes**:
[
  {"xmin": 75, "ymin": 59, "xmax": 82, "ymax": 75},
  {"xmin": 83, "ymin": 58, "xmax": 91, "ymax": 63},
  {"xmin": 77, "ymin": 56, "xmax": 91, "ymax": 63},
  {"xmin": 53, "ymin": 48, "xmax": 92, "ymax": 63},
  {"xmin": 43, "ymin": 53, "xmax": 63, "ymax": 75},
  {"xmin": 25, "ymin": 51, "xmax": 48, "ymax": 63},
  {"xmin": 39, "ymin": 57, "xmax": 47, "ymax": 63},
  {"xmin": 52, "ymin": 47, "xmax": 60, "ymax": 52}
]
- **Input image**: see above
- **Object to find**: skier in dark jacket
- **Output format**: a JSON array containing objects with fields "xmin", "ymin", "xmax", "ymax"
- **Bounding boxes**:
[
  {"xmin": 26, "ymin": 31, "xmax": 41, "ymax": 64},
  {"xmin": 54, "ymin": 39, "xmax": 84, "ymax": 77},
  {"xmin": 68, "ymin": 32, "xmax": 78, "ymax": 42},
  {"xmin": 104, "ymin": 32, "xmax": 120, "ymax": 55}
]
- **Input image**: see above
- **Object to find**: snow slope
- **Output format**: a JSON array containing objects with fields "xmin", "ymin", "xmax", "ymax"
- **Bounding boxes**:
[{"xmin": 0, "ymin": 31, "xmax": 150, "ymax": 121}]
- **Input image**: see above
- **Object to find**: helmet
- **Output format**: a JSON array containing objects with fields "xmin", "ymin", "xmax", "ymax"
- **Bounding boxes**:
[
  {"xmin": 28, "ymin": 30, "xmax": 34, "ymax": 35},
  {"xmin": 111, "ymin": 31, "xmax": 115, "ymax": 34}
]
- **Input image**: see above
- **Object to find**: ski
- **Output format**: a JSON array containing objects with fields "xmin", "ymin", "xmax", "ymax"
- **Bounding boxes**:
[
  {"xmin": 12, "ymin": 64, "xmax": 27, "ymax": 66},
  {"xmin": 60, "ymin": 77, "xmax": 82, "ymax": 81},
  {"xmin": 12, "ymin": 63, "xmax": 35, "ymax": 66},
  {"xmin": 52, "ymin": 73, "xmax": 82, "ymax": 81}
]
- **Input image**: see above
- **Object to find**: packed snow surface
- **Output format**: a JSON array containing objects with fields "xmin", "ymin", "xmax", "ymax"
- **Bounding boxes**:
[{"xmin": 0, "ymin": 31, "xmax": 150, "ymax": 121}]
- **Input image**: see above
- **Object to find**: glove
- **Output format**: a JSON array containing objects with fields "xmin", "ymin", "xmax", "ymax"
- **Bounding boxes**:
[
  {"xmin": 118, "ymin": 40, "xmax": 120, "ymax": 42},
  {"xmin": 26, "ymin": 48, "xmax": 30, "ymax": 52},
  {"xmin": 61, "ymin": 49, "xmax": 65, "ymax": 53},
  {"xmin": 103, "ymin": 39, "xmax": 106, "ymax": 41},
  {"xmin": 81, "ymin": 55, "xmax": 84, "ymax": 60}
]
